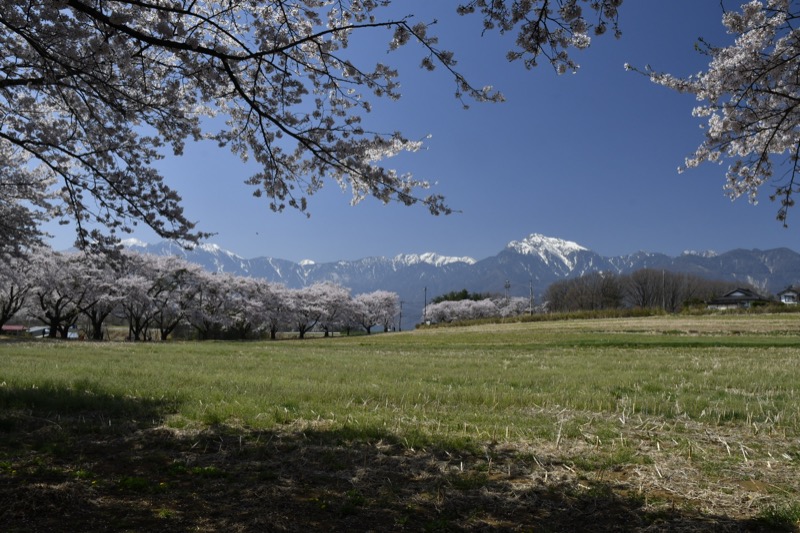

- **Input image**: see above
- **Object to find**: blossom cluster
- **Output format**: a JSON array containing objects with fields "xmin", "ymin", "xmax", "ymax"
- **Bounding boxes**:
[
  {"xmin": 457, "ymin": 0, "xmax": 622, "ymax": 73},
  {"xmin": 425, "ymin": 296, "xmax": 531, "ymax": 323},
  {"xmin": 646, "ymin": 0, "xmax": 800, "ymax": 223}
]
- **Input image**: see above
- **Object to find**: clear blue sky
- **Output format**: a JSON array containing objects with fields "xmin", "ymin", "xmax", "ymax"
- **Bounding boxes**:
[{"xmin": 47, "ymin": 1, "xmax": 800, "ymax": 262}]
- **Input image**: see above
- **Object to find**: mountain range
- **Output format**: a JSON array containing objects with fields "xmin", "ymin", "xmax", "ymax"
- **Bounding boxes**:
[{"xmin": 123, "ymin": 233, "xmax": 800, "ymax": 321}]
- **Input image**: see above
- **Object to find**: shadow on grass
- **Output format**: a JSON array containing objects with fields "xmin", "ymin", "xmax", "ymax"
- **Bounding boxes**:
[
  {"xmin": 0, "ymin": 385, "xmax": 793, "ymax": 532},
  {"xmin": 0, "ymin": 379, "xmax": 180, "ymax": 418}
]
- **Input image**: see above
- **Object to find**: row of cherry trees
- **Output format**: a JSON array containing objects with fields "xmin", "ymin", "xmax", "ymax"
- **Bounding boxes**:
[{"xmin": 0, "ymin": 249, "xmax": 399, "ymax": 341}]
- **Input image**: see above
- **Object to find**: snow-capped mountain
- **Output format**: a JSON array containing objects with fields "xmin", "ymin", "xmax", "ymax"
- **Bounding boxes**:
[
  {"xmin": 122, "ymin": 233, "xmax": 800, "ymax": 320},
  {"xmin": 393, "ymin": 253, "xmax": 476, "ymax": 268},
  {"xmin": 501, "ymin": 234, "xmax": 605, "ymax": 277},
  {"xmin": 507, "ymin": 234, "xmax": 587, "ymax": 260}
]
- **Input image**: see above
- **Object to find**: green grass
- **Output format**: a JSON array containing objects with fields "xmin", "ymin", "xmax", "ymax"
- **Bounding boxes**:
[
  {"xmin": 2, "ymin": 313, "xmax": 800, "ymax": 528},
  {"xmin": 2, "ymin": 315, "xmax": 800, "ymax": 447},
  {"xmin": 757, "ymin": 503, "xmax": 800, "ymax": 531}
]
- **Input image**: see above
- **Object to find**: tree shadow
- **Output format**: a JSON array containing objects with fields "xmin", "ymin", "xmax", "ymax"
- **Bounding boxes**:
[{"xmin": 0, "ymin": 389, "xmax": 793, "ymax": 532}]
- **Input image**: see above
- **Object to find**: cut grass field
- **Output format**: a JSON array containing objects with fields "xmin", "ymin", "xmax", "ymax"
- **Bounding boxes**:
[{"xmin": 1, "ymin": 314, "xmax": 799, "ymax": 531}]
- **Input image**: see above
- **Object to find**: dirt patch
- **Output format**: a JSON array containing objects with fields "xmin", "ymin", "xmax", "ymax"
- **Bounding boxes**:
[{"xmin": 0, "ymin": 412, "xmax": 792, "ymax": 532}]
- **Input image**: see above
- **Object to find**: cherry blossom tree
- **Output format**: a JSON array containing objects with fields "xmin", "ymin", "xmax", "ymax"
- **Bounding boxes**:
[
  {"xmin": 498, "ymin": 296, "xmax": 533, "ymax": 317},
  {"xmin": 314, "ymin": 282, "xmax": 352, "ymax": 337},
  {"xmin": 0, "ymin": 252, "xmax": 33, "ymax": 329},
  {"xmin": 233, "ymin": 276, "xmax": 274, "ymax": 339},
  {"xmin": 261, "ymin": 283, "xmax": 290, "ymax": 341},
  {"xmin": 352, "ymin": 290, "xmax": 399, "ymax": 334},
  {"xmin": 0, "ymin": 145, "xmax": 53, "ymax": 254},
  {"xmin": 116, "ymin": 253, "xmax": 159, "ymax": 341},
  {"xmin": 0, "ymin": 1, "xmax": 622, "ymax": 250},
  {"xmin": 148, "ymin": 255, "xmax": 204, "ymax": 341},
  {"xmin": 222, "ymin": 275, "xmax": 270, "ymax": 340},
  {"xmin": 425, "ymin": 296, "xmax": 528, "ymax": 323},
  {"xmin": 74, "ymin": 252, "xmax": 122, "ymax": 340},
  {"xmin": 286, "ymin": 283, "xmax": 328, "ymax": 339},
  {"xmin": 28, "ymin": 249, "xmax": 86, "ymax": 338},
  {"xmin": 184, "ymin": 270, "xmax": 231, "ymax": 340},
  {"xmin": 375, "ymin": 290, "xmax": 400, "ymax": 332},
  {"xmin": 425, "ymin": 300, "xmax": 459, "ymax": 324},
  {"xmin": 642, "ymin": 0, "xmax": 800, "ymax": 224}
]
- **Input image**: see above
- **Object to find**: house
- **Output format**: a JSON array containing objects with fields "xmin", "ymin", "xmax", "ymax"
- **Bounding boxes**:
[
  {"xmin": 707, "ymin": 288, "xmax": 770, "ymax": 310},
  {"xmin": 777, "ymin": 286, "xmax": 800, "ymax": 305},
  {"xmin": 0, "ymin": 324, "xmax": 27, "ymax": 336}
]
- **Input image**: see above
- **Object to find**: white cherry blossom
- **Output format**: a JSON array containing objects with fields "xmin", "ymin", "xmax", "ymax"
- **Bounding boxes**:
[{"xmin": 644, "ymin": 0, "xmax": 800, "ymax": 224}]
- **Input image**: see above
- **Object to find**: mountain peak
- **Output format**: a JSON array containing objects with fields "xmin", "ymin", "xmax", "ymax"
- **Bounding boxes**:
[
  {"xmin": 506, "ymin": 233, "xmax": 587, "ymax": 256},
  {"xmin": 506, "ymin": 234, "xmax": 589, "ymax": 271}
]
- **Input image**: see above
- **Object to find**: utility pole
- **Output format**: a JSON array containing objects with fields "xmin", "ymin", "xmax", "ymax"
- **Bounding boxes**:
[
  {"xmin": 398, "ymin": 300, "xmax": 404, "ymax": 332},
  {"xmin": 529, "ymin": 279, "xmax": 534, "ymax": 315},
  {"xmin": 504, "ymin": 280, "xmax": 511, "ymax": 301},
  {"xmin": 423, "ymin": 287, "xmax": 427, "ymax": 324}
]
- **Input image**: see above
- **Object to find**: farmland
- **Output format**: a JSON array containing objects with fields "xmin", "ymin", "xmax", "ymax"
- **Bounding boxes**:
[{"xmin": 1, "ymin": 314, "xmax": 799, "ymax": 531}]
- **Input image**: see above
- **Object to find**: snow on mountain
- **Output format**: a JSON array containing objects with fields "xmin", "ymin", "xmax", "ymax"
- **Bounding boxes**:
[
  {"xmin": 119, "ymin": 237, "xmax": 149, "ymax": 248},
  {"xmin": 505, "ymin": 233, "xmax": 588, "ymax": 270},
  {"xmin": 198, "ymin": 242, "xmax": 226, "ymax": 254},
  {"xmin": 196, "ymin": 242, "xmax": 240, "ymax": 258},
  {"xmin": 393, "ymin": 252, "xmax": 476, "ymax": 268},
  {"xmin": 682, "ymin": 250, "xmax": 718, "ymax": 258}
]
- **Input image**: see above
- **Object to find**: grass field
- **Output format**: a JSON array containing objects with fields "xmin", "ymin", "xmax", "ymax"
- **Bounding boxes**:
[{"xmin": 1, "ymin": 314, "xmax": 799, "ymax": 531}]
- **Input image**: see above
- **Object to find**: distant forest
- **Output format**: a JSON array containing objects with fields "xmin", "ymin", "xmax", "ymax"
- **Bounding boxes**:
[{"xmin": 544, "ymin": 269, "xmax": 749, "ymax": 313}]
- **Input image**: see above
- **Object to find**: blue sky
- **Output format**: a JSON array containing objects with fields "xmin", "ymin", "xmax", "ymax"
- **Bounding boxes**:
[{"xmin": 47, "ymin": 1, "xmax": 800, "ymax": 262}]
